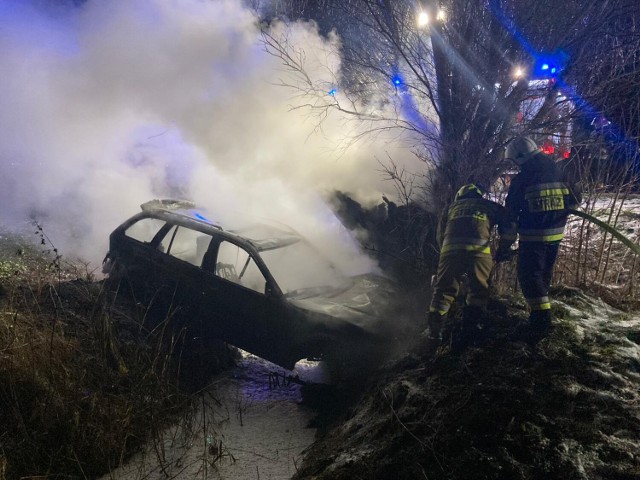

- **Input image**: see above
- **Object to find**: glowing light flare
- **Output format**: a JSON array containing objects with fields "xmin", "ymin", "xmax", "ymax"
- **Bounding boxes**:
[
  {"xmin": 533, "ymin": 51, "xmax": 568, "ymax": 79},
  {"xmin": 328, "ymin": 88, "xmax": 337, "ymax": 96},
  {"xmin": 392, "ymin": 75, "xmax": 403, "ymax": 86},
  {"xmin": 436, "ymin": 9, "xmax": 446, "ymax": 21},
  {"xmin": 192, "ymin": 211, "xmax": 214, "ymax": 224},
  {"xmin": 513, "ymin": 66, "xmax": 525, "ymax": 78},
  {"xmin": 541, "ymin": 144, "xmax": 555, "ymax": 155},
  {"xmin": 417, "ymin": 11, "xmax": 429, "ymax": 27}
]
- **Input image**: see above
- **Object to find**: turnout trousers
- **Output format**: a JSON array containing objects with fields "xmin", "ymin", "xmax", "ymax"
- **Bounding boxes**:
[
  {"xmin": 429, "ymin": 251, "xmax": 493, "ymax": 315},
  {"xmin": 517, "ymin": 241, "xmax": 560, "ymax": 313}
]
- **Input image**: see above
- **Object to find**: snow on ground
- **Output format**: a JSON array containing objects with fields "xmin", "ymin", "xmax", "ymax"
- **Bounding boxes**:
[
  {"xmin": 101, "ymin": 352, "xmax": 321, "ymax": 480},
  {"xmin": 290, "ymin": 287, "xmax": 640, "ymax": 479}
]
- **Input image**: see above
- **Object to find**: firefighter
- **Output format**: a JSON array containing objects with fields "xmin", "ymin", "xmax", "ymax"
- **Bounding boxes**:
[
  {"xmin": 496, "ymin": 136, "xmax": 581, "ymax": 344},
  {"xmin": 425, "ymin": 183, "xmax": 507, "ymax": 353}
]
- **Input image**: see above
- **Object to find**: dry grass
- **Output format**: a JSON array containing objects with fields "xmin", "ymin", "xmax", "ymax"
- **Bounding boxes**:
[{"xmin": 0, "ymin": 233, "xmax": 232, "ymax": 480}]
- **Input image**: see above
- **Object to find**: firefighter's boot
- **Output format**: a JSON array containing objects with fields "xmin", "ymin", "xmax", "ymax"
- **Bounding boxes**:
[
  {"xmin": 423, "ymin": 311, "xmax": 444, "ymax": 356},
  {"xmin": 451, "ymin": 305, "xmax": 485, "ymax": 353},
  {"xmin": 526, "ymin": 310, "xmax": 553, "ymax": 346}
]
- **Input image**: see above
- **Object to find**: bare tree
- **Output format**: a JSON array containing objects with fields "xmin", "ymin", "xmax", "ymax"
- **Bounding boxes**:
[
  {"xmin": 553, "ymin": 0, "xmax": 640, "ymax": 300},
  {"xmin": 259, "ymin": 0, "xmax": 640, "ymax": 290},
  {"xmin": 259, "ymin": 1, "xmax": 621, "ymax": 199}
]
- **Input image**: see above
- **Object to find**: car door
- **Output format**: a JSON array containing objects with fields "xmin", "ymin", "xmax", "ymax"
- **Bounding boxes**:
[
  {"xmin": 196, "ymin": 238, "xmax": 299, "ymax": 369},
  {"xmin": 148, "ymin": 224, "xmax": 213, "ymax": 325},
  {"xmin": 109, "ymin": 216, "xmax": 170, "ymax": 301}
]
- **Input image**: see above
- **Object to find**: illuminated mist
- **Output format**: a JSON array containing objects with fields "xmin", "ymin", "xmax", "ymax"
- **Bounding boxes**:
[{"xmin": 0, "ymin": 0, "xmax": 422, "ymax": 276}]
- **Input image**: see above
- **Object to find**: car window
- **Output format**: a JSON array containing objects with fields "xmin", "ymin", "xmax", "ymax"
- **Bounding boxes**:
[
  {"xmin": 124, "ymin": 218, "xmax": 165, "ymax": 243},
  {"xmin": 216, "ymin": 241, "xmax": 266, "ymax": 294},
  {"xmin": 259, "ymin": 240, "xmax": 347, "ymax": 293},
  {"xmin": 160, "ymin": 225, "xmax": 212, "ymax": 267}
]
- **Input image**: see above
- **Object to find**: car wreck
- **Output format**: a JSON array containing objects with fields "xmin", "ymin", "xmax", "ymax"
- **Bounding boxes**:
[{"xmin": 103, "ymin": 199, "xmax": 402, "ymax": 372}]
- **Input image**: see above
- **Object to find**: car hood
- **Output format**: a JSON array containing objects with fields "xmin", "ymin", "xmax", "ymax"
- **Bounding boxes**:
[{"xmin": 284, "ymin": 273, "xmax": 398, "ymax": 328}]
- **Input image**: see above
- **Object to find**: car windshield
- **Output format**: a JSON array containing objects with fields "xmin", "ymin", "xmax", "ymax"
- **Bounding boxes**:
[{"xmin": 255, "ymin": 238, "xmax": 349, "ymax": 294}]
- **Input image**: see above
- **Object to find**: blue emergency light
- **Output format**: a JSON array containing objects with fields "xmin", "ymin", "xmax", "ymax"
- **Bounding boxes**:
[{"xmin": 532, "ymin": 51, "xmax": 568, "ymax": 79}]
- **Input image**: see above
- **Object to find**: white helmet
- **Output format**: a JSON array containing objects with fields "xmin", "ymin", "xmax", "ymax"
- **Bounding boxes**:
[{"xmin": 505, "ymin": 136, "xmax": 539, "ymax": 165}]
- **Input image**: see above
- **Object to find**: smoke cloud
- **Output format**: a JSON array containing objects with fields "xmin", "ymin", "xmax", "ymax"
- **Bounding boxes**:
[{"xmin": 0, "ymin": 0, "xmax": 422, "ymax": 275}]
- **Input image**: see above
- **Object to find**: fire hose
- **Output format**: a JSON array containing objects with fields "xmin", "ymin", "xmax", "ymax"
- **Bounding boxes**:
[
  {"xmin": 494, "ymin": 208, "xmax": 640, "ymax": 263},
  {"xmin": 567, "ymin": 208, "xmax": 640, "ymax": 256}
]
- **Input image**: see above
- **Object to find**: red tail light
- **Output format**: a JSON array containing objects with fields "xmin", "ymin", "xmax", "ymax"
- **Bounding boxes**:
[{"xmin": 542, "ymin": 145, "xmax": 555, "ymax": 154}]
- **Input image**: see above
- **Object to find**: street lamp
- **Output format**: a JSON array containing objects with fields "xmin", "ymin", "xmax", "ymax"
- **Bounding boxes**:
[
  {"xmin": 417, "ymin": 11, "xmax": 430, "ymax": 27},
  {"xmin": 417, "ymin": 7, "xmax": 447, "ymax": 28},
  {"xmin": 513, "ymin": 66, "xmax": 525, "ymax": 79}
]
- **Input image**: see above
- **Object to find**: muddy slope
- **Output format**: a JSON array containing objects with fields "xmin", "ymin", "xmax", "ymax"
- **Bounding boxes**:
[{"xmin": 295, "ymin": 289, "xmax": 640, "ymax": 480}]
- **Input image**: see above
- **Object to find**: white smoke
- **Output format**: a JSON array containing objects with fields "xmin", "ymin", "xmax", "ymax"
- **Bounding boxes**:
[{"xmin": 0, "ymin": 0, "xmax": 422, "ymax": 275}]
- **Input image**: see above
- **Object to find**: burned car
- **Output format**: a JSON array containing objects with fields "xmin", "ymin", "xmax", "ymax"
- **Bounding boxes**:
[{"xmin": 103, "ymin": 199, "xmax": 402, "ymax": 371}]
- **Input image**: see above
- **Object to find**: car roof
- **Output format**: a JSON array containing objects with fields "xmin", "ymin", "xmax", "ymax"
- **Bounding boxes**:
[{"xmin": 139, "ymin": 199, "xmax": 302, "ymax": 251}]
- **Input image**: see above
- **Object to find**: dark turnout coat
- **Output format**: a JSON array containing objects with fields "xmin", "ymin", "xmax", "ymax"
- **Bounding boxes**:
[
  {"xmin": 500, "ymin": 152, "xmax": 581, "ymax": 314},
  {"xmin": 501, "ymin": 153, "xmax": 581, "ymax": 246}
]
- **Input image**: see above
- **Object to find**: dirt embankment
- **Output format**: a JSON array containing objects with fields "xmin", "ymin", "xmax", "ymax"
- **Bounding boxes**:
[{"xmin": 295, "ymin": 289, "xmax": 640, "ymax": 480}]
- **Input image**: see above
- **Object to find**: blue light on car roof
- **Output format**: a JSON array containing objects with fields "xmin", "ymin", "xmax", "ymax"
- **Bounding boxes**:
[{"xmin": 193, "ymin": 212, "xmax": 210, "ymax": 222}]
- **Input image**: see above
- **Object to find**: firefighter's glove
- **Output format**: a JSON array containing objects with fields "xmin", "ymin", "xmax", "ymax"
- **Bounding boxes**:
[{"xmin": 495, "ymin": 249, "xmax": 516, "ymax": 263}]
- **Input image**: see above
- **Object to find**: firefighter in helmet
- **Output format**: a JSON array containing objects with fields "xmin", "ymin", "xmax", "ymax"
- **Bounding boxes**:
[
  {"xmin": 425, "ymin": 183, "xmax": 507, "ymax": 353},
  {"xmin": 496, "ymin": 136, "xmax": 581, "ymax": 344}
]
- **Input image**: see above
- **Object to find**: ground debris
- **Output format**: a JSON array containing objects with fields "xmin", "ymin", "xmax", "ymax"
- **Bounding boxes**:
[{"xmin": 294, "ymin": 292, "xmax": 640, "ymax": 480}]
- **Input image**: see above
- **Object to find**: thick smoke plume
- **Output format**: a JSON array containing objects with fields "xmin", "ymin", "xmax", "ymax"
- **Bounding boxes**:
[{"xmin": 0, "ymin": 0, "xmax": 421, "ymax": 275}]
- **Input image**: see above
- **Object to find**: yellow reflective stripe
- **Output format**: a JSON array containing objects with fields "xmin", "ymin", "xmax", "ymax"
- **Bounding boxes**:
[
  {"xmin": 444, "ymin": 237, "xmax": 489, "ymax": 246},
  {"xmin": 525, "ymin": 188, "xmax": 569, "ymax": 199},
  {"xmin": 441, "ymin": 243, "xmax": 491, "ymax": 254},
  {"xmin": 519, "ymin": 227, "xmax": 565, "ymax": 242},
  {"xmin": 448, "ymin": 208, "xmax": 488, "ymax": 221},
  {"xmin": 527, "ymin": 196, "xmax": 565, "ymax": 212},
  {"xmin": 525, "ymin": 182, "xmax": 567, "ymax": 193},
  {"xmin": 529, "ymin": 302, "xmax": 551, "ymax": 311},
  {"xmin": 429, "ymin": 306, "xmax": 450, "ymax": 315},
  {"xmin": 519, "ymin": 233, "xmax": 564, "ymax": 242},
  {"xmin": 527, "ymin": 296, "xmax": 551, "ymax": 311},
  {"xmin": 519, "ymin": 234, "xmax": 564, "ymax": 242}
]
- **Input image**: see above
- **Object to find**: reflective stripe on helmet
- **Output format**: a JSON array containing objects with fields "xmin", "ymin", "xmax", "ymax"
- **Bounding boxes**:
[{"xmin": 455, "ymin": 183, "xmax": 483, "ymax": 200}]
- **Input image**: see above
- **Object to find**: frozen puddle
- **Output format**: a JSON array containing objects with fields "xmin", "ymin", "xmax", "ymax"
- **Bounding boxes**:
[{"xmin": 102, "ymin": 352, "xmax": 323, "ymax": 479}]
